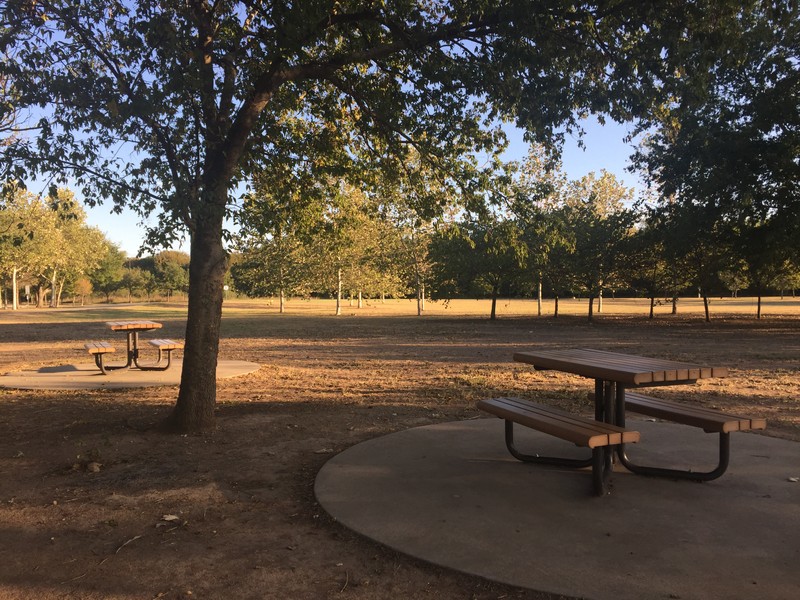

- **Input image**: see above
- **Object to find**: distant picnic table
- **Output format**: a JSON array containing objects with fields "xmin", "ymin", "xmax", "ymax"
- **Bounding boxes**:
[{"xmin": 84, "ymin": 320, "xmax": 184, "ymax": 374}]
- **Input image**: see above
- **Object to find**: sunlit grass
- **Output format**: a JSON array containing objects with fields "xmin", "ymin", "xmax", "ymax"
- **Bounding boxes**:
[{"xmin": 2, "ymin": 295, "xmax": 799, "ymax": 326}]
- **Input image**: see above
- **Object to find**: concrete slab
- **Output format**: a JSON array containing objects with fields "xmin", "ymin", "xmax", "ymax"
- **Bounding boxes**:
[
  {"xmin": 0, "ymin": 359, "xmax": 260, "ymax": 390},
  {"xmin": 315, "ymin": 418, "xmax": 800, "ymax": 600}
]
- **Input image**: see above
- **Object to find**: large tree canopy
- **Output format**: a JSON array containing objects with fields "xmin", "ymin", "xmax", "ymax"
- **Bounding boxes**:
[
  {"xmin": 1, "ymin": 0, "xmax": 750, "ymax": 431},
  {"xmin": 633, "ymin": 2, "xmax": 799, "ymax": 224}
]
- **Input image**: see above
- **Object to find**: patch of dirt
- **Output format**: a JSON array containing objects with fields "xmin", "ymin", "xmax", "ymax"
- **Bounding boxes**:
[{"xmin": 0, "ymin": 310, "xmax": 798, "ymax": 599}]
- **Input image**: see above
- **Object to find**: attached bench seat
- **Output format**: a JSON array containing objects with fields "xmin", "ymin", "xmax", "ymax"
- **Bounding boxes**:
[
  {"xmin": 145, "ymin": 338, "xmax": 184, "ymax": 369},
  {"xmin": 619, "ymin": 392, "xmax": 767, "ymax": 481},
  {"xmin": 625, "ymin": 392, "xmax": 767, "ymax": 433},
  {"xmin": 478, "ymin": 397, "xmax": 640, "ymax": 496},
  {"xmin": 85, "ymin": 341, "xmax": 115, "ymax": 374}
]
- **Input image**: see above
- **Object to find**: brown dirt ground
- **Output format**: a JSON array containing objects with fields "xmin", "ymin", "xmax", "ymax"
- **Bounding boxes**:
[{"xmin": 0, "ymin": 300, "xmax": 798, "ymax": 599}]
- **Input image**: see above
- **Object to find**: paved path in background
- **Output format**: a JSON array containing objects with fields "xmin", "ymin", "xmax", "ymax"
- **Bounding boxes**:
[
  {"xmin": 316, "ymin": 418, "xmax": 800, "ymax": 600},
  {"xmin": 0, "ymin": 360, "xmax": 260, "ymax": 389}
]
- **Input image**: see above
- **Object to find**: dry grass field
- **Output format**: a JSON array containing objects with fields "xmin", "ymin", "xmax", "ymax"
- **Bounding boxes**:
[{"xmin": 0, "ymin": 297, "xmax": 798, "ymax": 599}]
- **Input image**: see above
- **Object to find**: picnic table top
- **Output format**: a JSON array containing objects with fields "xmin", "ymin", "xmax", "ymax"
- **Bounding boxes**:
[
  {"xmin": 513, "ymin": 348, "xmax": 728, "ymax": 386},
  {"xmin": 106, "ymin": 320, "xmax": 163, "ymax": 331}
]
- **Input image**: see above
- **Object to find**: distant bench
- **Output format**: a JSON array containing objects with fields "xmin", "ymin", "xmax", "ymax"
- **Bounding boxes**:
[
  {"xmin": 85, "ymin": 341, "xmax": 115, "ymax": 374},
  {"xmin": 617, "ymin": 391, "xmax": 767, "ymax": 481},
  {"xmin": 478, "ymin": 397, "xmax": 640, "ymax": 496}
]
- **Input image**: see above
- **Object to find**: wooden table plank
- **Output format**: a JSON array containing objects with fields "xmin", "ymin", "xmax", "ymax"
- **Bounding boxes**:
[
  {"xmin": 513, "ymin": 349, "xmax": 727, "ymax": 386},
  {"xmin": 106, "ymin": 320, "xmax": 163, "ymax": 331}
]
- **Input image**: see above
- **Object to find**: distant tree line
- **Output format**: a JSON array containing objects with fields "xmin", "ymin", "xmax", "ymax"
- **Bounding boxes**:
[
  {"xmin": 1, "ymin": 183, "xmax": 190, "ymax": 308},
  {"xmin": 230, "ymin": 148, "xmax": 800, "ymax": 322}
]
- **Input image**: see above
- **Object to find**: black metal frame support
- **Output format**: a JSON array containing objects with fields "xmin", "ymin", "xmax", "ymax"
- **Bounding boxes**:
[
  {"xmin": 504, "ymin": 421, "xmax": 613, "ymax": 496},
  {"xmin": 611, "ymin": 382, "xmax": 732, "ymax": 482}
]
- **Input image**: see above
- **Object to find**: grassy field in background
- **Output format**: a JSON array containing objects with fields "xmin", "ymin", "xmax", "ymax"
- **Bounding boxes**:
[{"xmin": 3, "ymin": 295, "xmax": 800, "ymax": 324}]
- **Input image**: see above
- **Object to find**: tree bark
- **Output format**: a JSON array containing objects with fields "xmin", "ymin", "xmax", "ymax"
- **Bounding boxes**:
[
  {"xmin": 597, "ymin": 289, "xmax": 603, "ymax": 313},
  {"xmin": 279, "ymin": 287, "xmax": 285, "ymax": 313},
  {"xmin": 536, "ymin": 276, "xmax": 542, "ymax": 317},
  {"xmin": 672, "ymin": 296, "xmax": 678, "ymax": 314},
  {"xmin": 335, "ymin": 268, "xmax": 342, "ymax": 316},
  {"xmin": 49, "ymin": 270, "xmax": 59, "ymax": 308},
  {"xmin": 588, "ymin": 294, "xmax": 595, "ymax": 322},
  {"xmin": 357, "ymin": 290, "xmax": 362, "ymax": 309},
  {"xmin": 166, "ymin": 200, "xmax": 228, "ymax": 433},
  {"xmin": 757, "ymin": 292, "xmax": 762, "ymax": 319},
  {"xmin": 554, "ymin": 294, "xmax": 559, "ymax": 318},
  {"xmin": 490, "ymin": 284, "xmax": 498, "ymax": 320},
  {"xmin": 12, "ymin": 268, "xmax": 19, "ymax": 311},
  {"xmin": 703, "ymin": 294, "xmax": 710, "ymax": 322},
  {"xmin": 416, "ymin": 274, "xmax": 425, "ymax": 316},
  {"xmin": 649, "ymin": 296, "xmax": 655, "ymax": 320}
]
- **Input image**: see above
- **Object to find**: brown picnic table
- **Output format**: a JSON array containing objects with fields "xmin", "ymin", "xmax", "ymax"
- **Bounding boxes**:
[
  {"xmin": 84, "ymin": 321, "xmax": 184, "ymax": 374},
  {"xmin": 479, "ymin": 348, "xmax": 766, "ymax": 495}
]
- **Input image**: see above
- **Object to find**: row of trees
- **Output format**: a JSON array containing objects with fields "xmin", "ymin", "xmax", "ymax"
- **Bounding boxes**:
[
  {"xmin": 230, "ymin": 150, "xmax": 800, "ymax": 322},
  {"xmin": 1, "ymin": 185, "xmax": 191, "ymax": 308}
]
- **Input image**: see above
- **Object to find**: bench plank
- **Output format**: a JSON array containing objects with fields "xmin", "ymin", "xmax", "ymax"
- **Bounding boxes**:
[
  {"xmin": 478, "ymin": 397, "xmax": 640, "ymax": 448},
  {"xmin": 84, "ymin": 341, "xmax": 115, "ymax": 354},
  {"xmin": 625, "ymin": 392, "xmax": 767, "ymax": 433},
  {"xmin": 147, "ymin": 339, "xmax": 184, "ymax": 350},
  {"xmin": 478, "ymin": 397, "xmax": 640, "ymax": 495}
]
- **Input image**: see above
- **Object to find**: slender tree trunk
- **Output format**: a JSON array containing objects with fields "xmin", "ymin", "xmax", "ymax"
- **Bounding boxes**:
[
  {"xmin": 358, "ymin": 290, "xmax": 362, "ymax": 309},
  {"xmin": 672, "ymin": 296, "xmax": 678, "ymax": 314},
  {"xmin": 56, "ymin": 280, "xmax": 65, "ymax": 307},
  {"xmin": 420, "ymin": 282, "xmax": 425, "ymax": 312},
  {"xmin": 757, "ymin": 292, "xmax": 762, "ymax": 319},
  {"xmin": 166, "ymin": 198, "xmax": 228, "ymax": 433},
  {"xmin": 536, "ymin": 276, "xmax": 542, "ymax": 317},
  {"xmin": 597, "ymin": 289, "xmax": 603, "ymax": 313},
  {"xmin": 416, "ymin": 273, "xmax": 423, "ymax": 316},
  {"xmin": 588, "ymin": 294, "xmax": 595, "ymax": 322},
  {"xmin": 12, "ymin": 268, "xmax": 19, "ymax": 311},
  {"xmin": 49, "ymin": 270, "xmax": 58, "ymax": 308},
  {"xmin": 703, "ymin": 294, "xmax": 710, "ymax": 322},
  {"xmin": 554, "ymin": 295, "xmax": 559, "ymax": 318},
  {"xmin": 649, "ymin": 296, "xmax": 655, "ymax": 320},
  {"xmin": 279, "ymin": 287, "xmax": 285, "ymax": 313},
  {"xmin": 490, "ymin": 284, "xmax": 498, "ymax": 320},
  {"xmin": 335, "ymin": 268, "xmax": 342, "ymax": 316}
]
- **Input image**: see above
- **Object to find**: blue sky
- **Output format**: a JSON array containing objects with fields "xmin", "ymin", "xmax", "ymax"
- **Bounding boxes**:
[{"xmin": 83, "ymin": 116, "xmax": 643, "ymax": 257}]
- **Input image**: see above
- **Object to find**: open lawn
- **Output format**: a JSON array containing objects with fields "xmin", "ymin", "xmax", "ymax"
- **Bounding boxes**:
[{"xmin": 0, "ymin": 298, "xmax": 798, "ymax": 599}]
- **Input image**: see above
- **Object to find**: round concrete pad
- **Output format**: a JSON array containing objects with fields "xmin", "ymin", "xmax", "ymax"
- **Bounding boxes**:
[
  {"xmin": 315, "ymin": 418, "xmax": 800, "ymax": 600},
  {"xmin": 0, "ymin": 360, "xmax": 260, "ymax": 389}
]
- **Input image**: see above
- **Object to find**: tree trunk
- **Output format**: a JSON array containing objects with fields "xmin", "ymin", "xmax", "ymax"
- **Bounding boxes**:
[
  {"xmin": 490, "ymin": 284, "xmax": 498, "ymax": 320},
  {"xmin": 357, "ymin": 290, "xmax": 362, "ymax": 309},
  {"xmin": 672, "ymin": 296, "xmax": 678, "ymax": 314},
  {"xmin": 703, "ymin": 294, "xmax": 710, "ymax": 322},
  {"xmin": 649, "ymin": 296, "xmax": 655, "ymax": 320},
  {"xmin": 279, "ymin": 287, "xmax": 285, "ymax": 313},
  {"xmin": 757, "ymin": 292, "xmax": 762, "ymax": 319},
  {"xmin": 56, "ymin": 280, "xmax": 65, "ymax": 307},
  {"xmin": 335, "ymin": 268, "xmax": 342, "ymax": 316},
  {"xmin": 166, "ymin": 201, "xmax": 228, "ymax": 433},
  {"xmin": 554, "ymin": 294, "xmax": 559, "ymax": 318},
  {"xmin": 588, "ymin": 294, "xmax": 595, "ymax": 322},
  {"xmin": 420, "ymin": 282, "xmax": 425, "ymax": 313},
  {"xmin": 49, "ymin": 270, "xmax": 58, "ymax": 308},
  {"xmin": 12, "ymin": 267, "xmax": 19, "ymax": 311},
  {"xmin": 597, "ymin": 289, "xmax": 603, "ymax": 313},
  {"xmin": 416, "ymin": 274, "xmax": 422, "ymax": 316},
  {"xmin": 536, "ymin": 276, "xmax": 542, "ymax": 317}
]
